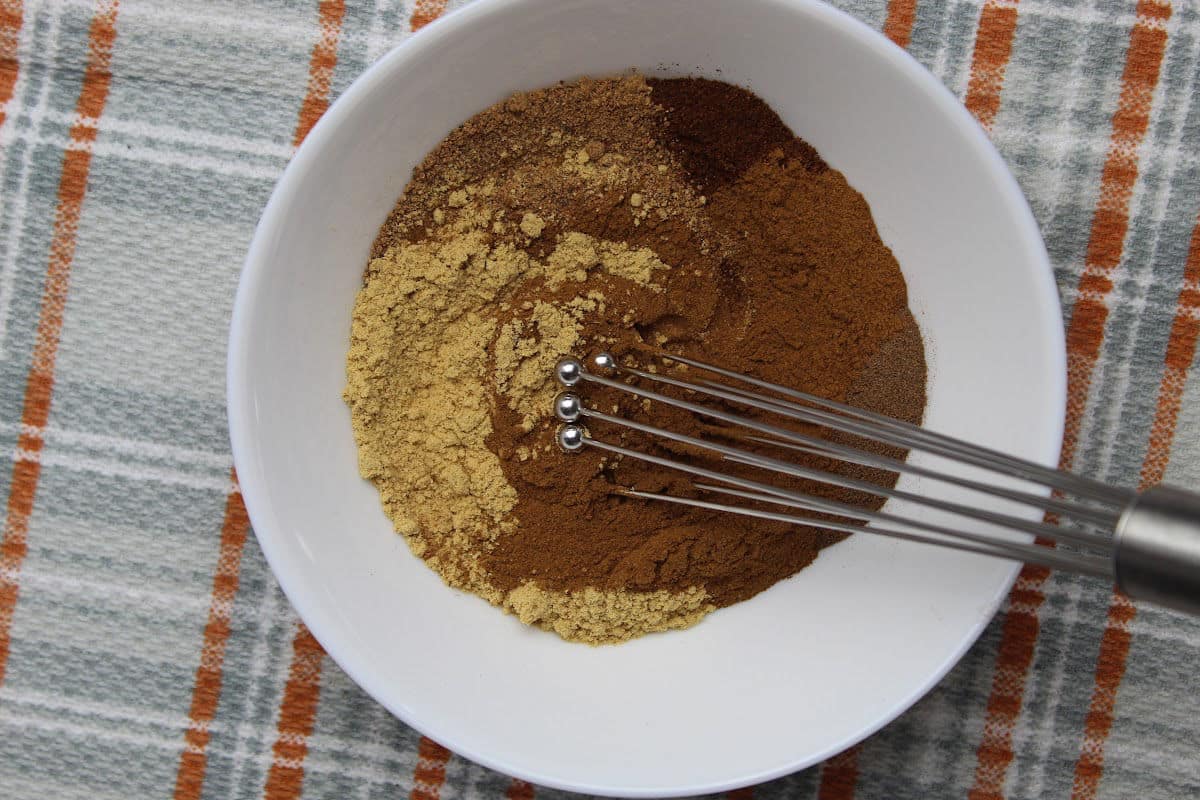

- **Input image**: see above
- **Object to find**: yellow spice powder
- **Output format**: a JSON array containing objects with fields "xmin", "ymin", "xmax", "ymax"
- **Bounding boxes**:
[{"xmin": 344, "ymin": 205, "xmax": 711, "ymax": 642}]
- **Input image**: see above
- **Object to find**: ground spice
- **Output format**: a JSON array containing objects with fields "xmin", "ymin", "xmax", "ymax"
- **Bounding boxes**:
[
  {"xmin": 345, "ymin": 216, "xmax": 674, "ymax": 595},
  {"xmin": 345, "ymin": 75, "xmax": 926, "ymax": 644},
  {"xmin": 648, "ymin": 77, "xmax": 827, "ymax": 192}
]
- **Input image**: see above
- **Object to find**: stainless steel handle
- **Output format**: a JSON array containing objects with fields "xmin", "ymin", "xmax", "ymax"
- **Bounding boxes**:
[{"xmin": 1114, "ymin": 484, "xmax": 1200, "ymax": 615}]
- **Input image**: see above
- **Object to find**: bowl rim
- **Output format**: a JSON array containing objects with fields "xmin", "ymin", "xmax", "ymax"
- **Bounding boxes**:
[{"xmin": 227, "ymin": 0, "xmax": 1066, "ymax": 794}]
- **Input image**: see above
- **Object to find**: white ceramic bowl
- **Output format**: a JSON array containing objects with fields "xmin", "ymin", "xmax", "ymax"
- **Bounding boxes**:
[{"xmin": 228, "ymin": 0, "xmax": 1065, "ymax": 795}]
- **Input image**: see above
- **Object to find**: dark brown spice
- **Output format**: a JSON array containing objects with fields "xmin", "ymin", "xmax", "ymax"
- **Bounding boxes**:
[{"xmin": 648, "ymin": 77, "xmax": 827, "ymax": 192}]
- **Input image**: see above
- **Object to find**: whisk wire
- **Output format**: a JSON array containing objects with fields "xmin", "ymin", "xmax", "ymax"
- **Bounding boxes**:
[
  {"xmin": 657, "ymin": 351, "xmax": 1128, "ymax": 504},
  {"xmin": 612, "ymin": 359, "xmax": 1123, "ymax": 528},
  {"xmin": 745, "ymin": 435, "xmax": 1117, "ymax": 530},
  {"xmin": 620, "ymin": 487, "xmax": 1113, "ymax": 578},
  {"xmin": 575, "ymin": 372, "xmax": 1115, "ymax": 550}
]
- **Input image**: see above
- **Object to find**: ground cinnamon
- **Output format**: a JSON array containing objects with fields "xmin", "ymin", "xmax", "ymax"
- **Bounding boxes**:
[{"xmin": 345, "ymin": 75, "xmax": 926, "ymax": 644}]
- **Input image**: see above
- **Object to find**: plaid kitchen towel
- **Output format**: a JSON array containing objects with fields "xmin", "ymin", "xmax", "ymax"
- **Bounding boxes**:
[{"xmin": 0, "ymin": 0, "xmax": 1198, "ymax": 798}]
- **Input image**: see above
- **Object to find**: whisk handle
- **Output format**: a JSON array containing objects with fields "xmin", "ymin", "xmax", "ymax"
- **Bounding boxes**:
[{"xmin": 1114, "ymin": 485, "xmax": 1200, "ymax": 616}]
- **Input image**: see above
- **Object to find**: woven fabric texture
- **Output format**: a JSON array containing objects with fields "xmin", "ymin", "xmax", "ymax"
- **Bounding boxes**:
[{"xmin": 0, "ymin": 1, "xmax": 1197, "ymax": 798}]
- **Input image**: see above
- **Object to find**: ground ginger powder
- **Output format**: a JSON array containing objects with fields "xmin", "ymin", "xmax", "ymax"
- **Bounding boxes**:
[
  {"xmin": 343, "ymin": 228, "xmax": 523, "ymax": 589},
  {"xmin": 344, "ymin": 206, "xmax": 711, "ymax": 639}
]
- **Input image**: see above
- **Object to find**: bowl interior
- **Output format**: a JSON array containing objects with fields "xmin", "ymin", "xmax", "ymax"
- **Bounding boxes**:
[{"xmin": 229, "ymin": 0, "xmax": 1064, "ymax": 795}]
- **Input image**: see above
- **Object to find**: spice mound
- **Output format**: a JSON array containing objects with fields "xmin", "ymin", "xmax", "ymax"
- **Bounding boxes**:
[{"xmin": 344, "ymin": 75, "xmax": 926, "ymax": 644}]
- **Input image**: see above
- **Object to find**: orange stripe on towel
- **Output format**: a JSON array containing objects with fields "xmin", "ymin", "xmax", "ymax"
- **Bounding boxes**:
[
  {"xmin": 262, "ymin": 625, "xmax": 326, "ymax": 800},
  {"xmin": 0, "ymin": 0, "xmax": 118, "ymax": 693},
  {"xmin": 411, "ymin": 0, "xmax": 449, "ymax": 32},
  {"xmin": 817, "ymin": 744, "xmax": 863, "ymax": 800},
  {"xmin": 506, "ymin": 778, "xmax": 535, "ymax": 800},
  {"xmin": 293, "ymin": 0, "xmax": 347, "ymax": 147},
  {"xmin": 173, "ymin": 1, "xmax": 347, "ymax": 795},
  {"xmin": 258, "ymin": 3, "xmax": 350, "ymax": 797},
  {"xmin": 411, "ymin": 736, "xmax": 454, "ymax": 800},
  {"xmin": 0, "ymin": 0, "xmax": 24, "ymax": 129},
  {"xmin": 962, "ymin": 0, "xmax": 1020, "ymax": 130},
  {"xmin": 173, "ymin": 476, "xmax": 250, "ymax": 800},
  {"xmin": 1071, "ymin": 207, "xmax": 1200, "ymax": 800},
  {"xmin": 883, "ymin": 0, "xmax": 918, "ymax": 48},
  {"xmin": 969, "ymin": 3, "xmax": 1172, "ymax": 798}
]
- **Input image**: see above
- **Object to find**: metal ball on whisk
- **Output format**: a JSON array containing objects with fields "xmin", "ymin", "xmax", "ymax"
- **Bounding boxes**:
[
  {"xmin": 593, "ymin": 352, "xmax": 617, "ymax": 372},
  {"xmin": 554, "ymin": 392, "xmax": 582, "ymax": 422},
  {"xmin": 557, "ymin": 424, "xmax": 586, "ymax": 453},
  {"xmin": 555, "ymin": 357, "xmax": 583, "ymax": 387}
]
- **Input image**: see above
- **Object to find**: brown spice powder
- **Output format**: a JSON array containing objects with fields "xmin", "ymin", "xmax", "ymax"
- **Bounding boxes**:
[{"xmin": 345, "ymin": 75, "xmax": 926, "ymax": 644}]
